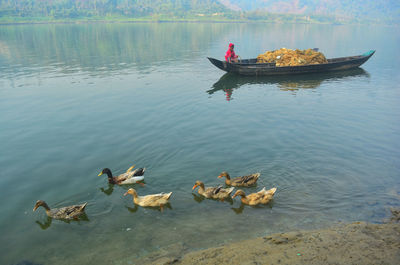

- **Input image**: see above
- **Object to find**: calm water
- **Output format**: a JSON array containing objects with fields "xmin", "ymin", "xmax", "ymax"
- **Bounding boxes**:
[{"xmin": 0, "ymin": 23, "xmax": 399, "ymax": 265}]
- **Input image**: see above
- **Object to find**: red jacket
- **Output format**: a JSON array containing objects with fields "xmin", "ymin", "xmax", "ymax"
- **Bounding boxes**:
[{"xmin": 225, "ymin": 49, "xmax": 236, "ymax": 61}]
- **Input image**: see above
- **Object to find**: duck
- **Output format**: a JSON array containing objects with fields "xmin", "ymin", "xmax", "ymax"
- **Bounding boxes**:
[
  {"xmin": 232, "ymin": 187, "xmax": 277, "ymax": 206},
  {"xmin": 124, "ymin": 188, "xmax": 172, "ymax": 211},
  {"xmin": 98, "ymin": 165, "xmax": 145, "ymax": 185},
  {"xmin": 218, "ymin": 171, "xmax": 260, "ymax": 187},
  {"xmin": 192, "ymin": 180, "xmax": 234, "ymax": 200},
  {"xmin": 33, "ymin": 200, "xmax": 87, "ymax": 220}
]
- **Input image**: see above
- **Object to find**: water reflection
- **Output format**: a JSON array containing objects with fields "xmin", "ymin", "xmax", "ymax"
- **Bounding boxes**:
[
  {"xmin": 231, "ymin": 203, "xmax": 245, "ymax": 214},
  {"xmin": 126, "ymin": 203, "xmax": 172, "ymax": 213},
  {"xmin": 126, "ymin": 205, "xmax": 139, "ymax": 213},
  {"xmin": 35, "ymin": 213, "xmax": 90, "ymax": 230},
  {"xmin": 231, "ymin": 201, "xmax": 275, "ymax": 214},
  {"xmin": 35, "ymin": 217, "xmax": 53, "ymax": 230},
  {"xmin": 191, "ymin": 193, "xmax": 234, "ymax": 205},
  {"xmin": 13, "ymin": 260, "xmax": 44, "ymax": 265},
  {"xmin": 101, "ymin": 182, "xmax": 147, "ymax": 196},
  {"xmin": 100, "ymin": 184, "xmax": 115, "ymax": 196},
  {"xmin": 0, "ymin": 23, "xmax": 232, "ymax": 79},
  {"xmin": 208, "ymin": 68, "xmax": 370, "ymax": 100},
  {"xmin": 191, "ymin": 193, "xmax": 205, "ymax": 203}
]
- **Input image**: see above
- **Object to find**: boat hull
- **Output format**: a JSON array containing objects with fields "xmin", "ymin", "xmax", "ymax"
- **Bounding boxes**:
[{"xmin": 208, "ymin": 50, "xmax": 375, "ymax": 76}]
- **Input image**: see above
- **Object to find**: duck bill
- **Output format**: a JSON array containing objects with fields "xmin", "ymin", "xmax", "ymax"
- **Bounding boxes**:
[
  {"xmin": 231, "ymin": 194, "xmax": 237, "ymax": 199},
  {"xmin": 217, "ymin": 175, "xmax": 223, "ymax": 178},
  {"xmin": 192, "ymin": 184, "xmax": 198, "ymax": 190},
  {"xmin": 98, "ymin": 172, "xmax": 103, "ymax": 176},
  {"xmin": 33, "ymin": 205, "xmax": 39, "ymax": 212},
  {"xmin": 123, "ymin": 191, "xmax": 129, "ymax": 196}
]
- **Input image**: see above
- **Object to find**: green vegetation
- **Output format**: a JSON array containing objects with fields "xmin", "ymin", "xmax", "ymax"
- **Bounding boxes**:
[{"xmin": 0, "ymin": 0, "xmax": 397, "ymax": 24}]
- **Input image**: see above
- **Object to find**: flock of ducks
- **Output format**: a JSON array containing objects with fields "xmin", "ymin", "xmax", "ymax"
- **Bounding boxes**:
[{"xmin": 33, "ymin": 165, "xmax": 277, "ymax": 220}]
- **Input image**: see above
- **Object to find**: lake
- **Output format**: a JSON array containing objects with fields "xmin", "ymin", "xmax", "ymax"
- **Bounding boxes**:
[{"xmin": 0, "ymin": 22, "xmax": 399, "ymax": 265}]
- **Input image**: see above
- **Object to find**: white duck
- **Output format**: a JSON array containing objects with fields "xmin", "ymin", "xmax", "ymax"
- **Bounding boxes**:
[{"xmin": 124, "ymin": 188, "xmax": 172, "ymax": 211}]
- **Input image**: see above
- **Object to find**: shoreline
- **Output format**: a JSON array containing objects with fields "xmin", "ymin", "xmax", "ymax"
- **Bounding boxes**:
[
  {"xmin": 0, "ymin": 18, "xmax": 392, "ymax": 26},
  {"xmin": 0, "ymin": 20, "xmax": 327, "ymax": 26},
  {"xmin": 136, "ymin": 212, "xmax": 400, "ymax": 265}
]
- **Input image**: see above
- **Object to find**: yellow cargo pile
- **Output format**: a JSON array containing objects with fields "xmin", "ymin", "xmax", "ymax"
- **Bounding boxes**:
[{"xmin": 257, "ymin": 48, "xmax": 328, "ymax": 66}]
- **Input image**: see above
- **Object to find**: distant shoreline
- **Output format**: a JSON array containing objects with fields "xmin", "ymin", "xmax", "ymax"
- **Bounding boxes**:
[
  {"xmin": 0, "ymin": 17, "xmax": 392, "ymax": 26},
  {"xmin": 0, "ymin": 19, "xmax": 320, "ymax": 26}
]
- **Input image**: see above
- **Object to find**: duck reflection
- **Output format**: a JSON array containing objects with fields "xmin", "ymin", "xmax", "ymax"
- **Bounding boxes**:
[
  {"xmin": 192, "ymin": 192, "xmax": 234, "ymax": 205},
  {"xmin": 126, "ymin": 203, "xmax": 172, "ymax": 213},
  {"xmin": 35, "ymin": 216, "xmax": 52, "ymax": 230},
  {"xmin": 191, "ymin": 193, "xmax": 205, "ymax": 203},
  {"xmin": 208, "ymin": 68, "xmax": 369, "ymax": 101},
  {"xmin": 100, "ymin": 181, "xmax": 147, "ymax": 196},
  {"xmin": 231, "ymin": 203, "xmax": 245, "ymax": 214},
  {"xmin": 231, "ymin": 201, "xmax": 275, "ymax": 214},
  {"xmin": 35, "ymin": 213, "xmax": 90, "ymax": 230},
  {"xmin": 13, "ymin": 260, "xmax": 44, "ymax": 265},
  {"xmin": 126, "ymin": 204, "xmax": 139, "ymax": 213},
  {"xmin": 100, "ymin": 183, "xmax": 115, "ymax": 196}
]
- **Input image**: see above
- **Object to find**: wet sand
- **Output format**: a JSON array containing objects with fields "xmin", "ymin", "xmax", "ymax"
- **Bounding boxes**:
[{"xmin": 138, "ymin": 211, "xmax": 400, "ymax": 265}]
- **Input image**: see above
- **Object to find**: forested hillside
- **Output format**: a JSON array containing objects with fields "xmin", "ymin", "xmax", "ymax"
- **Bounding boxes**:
[
  {"xmin": 0, "ymin": 0, "xmax": 398, "ymax": 23},
  {"xmin": 0, "ymin": 0, "xmax": 228, "ymax": 18},
  {"xmin": 221, "ymin": 0, "xmax": 400, "ymax": 20}
]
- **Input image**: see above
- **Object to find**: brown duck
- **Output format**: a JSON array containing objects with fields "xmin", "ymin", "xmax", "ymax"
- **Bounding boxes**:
[
  {"xmin": 218, "ymin": 171, "xmax": 260, "ymax": 187},
  {"xmin": 33, "ymin": 200, "xmax": 87, "ymax": 220},
  {"xmin": 232, "ymin": 187, "xmax": 276, "ymax": 206},
  {"xmin": 192, "ymin": 180, "xmax": 234, "ymax": 200}
]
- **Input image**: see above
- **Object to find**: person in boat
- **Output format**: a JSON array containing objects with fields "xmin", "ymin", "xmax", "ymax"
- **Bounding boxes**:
[{"xmin": 225, "ymin": 43, "xmax": 239, "ymax": 63}]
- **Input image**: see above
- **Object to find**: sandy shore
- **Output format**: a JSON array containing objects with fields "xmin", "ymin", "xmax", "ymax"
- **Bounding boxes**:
[{"xmin": 137, "ymin": 210, "xmax": 400, "ymax": 265}]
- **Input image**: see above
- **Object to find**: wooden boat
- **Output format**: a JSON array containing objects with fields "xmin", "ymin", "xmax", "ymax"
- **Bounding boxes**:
[{"xmin": 207, "ymin": 50, "xmax": 375, "ymax": 76}]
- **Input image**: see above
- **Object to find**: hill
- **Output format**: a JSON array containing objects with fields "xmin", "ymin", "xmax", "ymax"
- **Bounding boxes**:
[
  {"xmin": 219, "ymin": 0, "xmax": 400, "ymax": 22},
  {"xmin": 0, "ymin": 0, "xmax": 398, "ymax": 24}
]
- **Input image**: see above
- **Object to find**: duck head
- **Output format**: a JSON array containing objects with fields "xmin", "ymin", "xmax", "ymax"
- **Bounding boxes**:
[
  {"xmin": 33, "ymin": 200, "xmax": 50, "ymax": 211},
  {"xmin": 98, "ymin": 168, "xmax": 113, "ymax": 178},
  {"xmin": 218, "ymin": 172, "xmax": 230, "ymax": 179},
  {"xmin": 232, "ymin": 190, "xmax": 246, "ymax": 199},
  {"xmin": 124, "ymin": 188, "xmax": 138, "ymax": 198},
  {"xmin": 192, "ymin": 181, "xmax": 204, "ymax": 190}
]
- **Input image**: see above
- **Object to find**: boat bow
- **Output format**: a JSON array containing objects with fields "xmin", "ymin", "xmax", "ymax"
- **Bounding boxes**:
[{"xmin": 207, "ymin": 57, "xmax": 226, "ymax": 71}]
